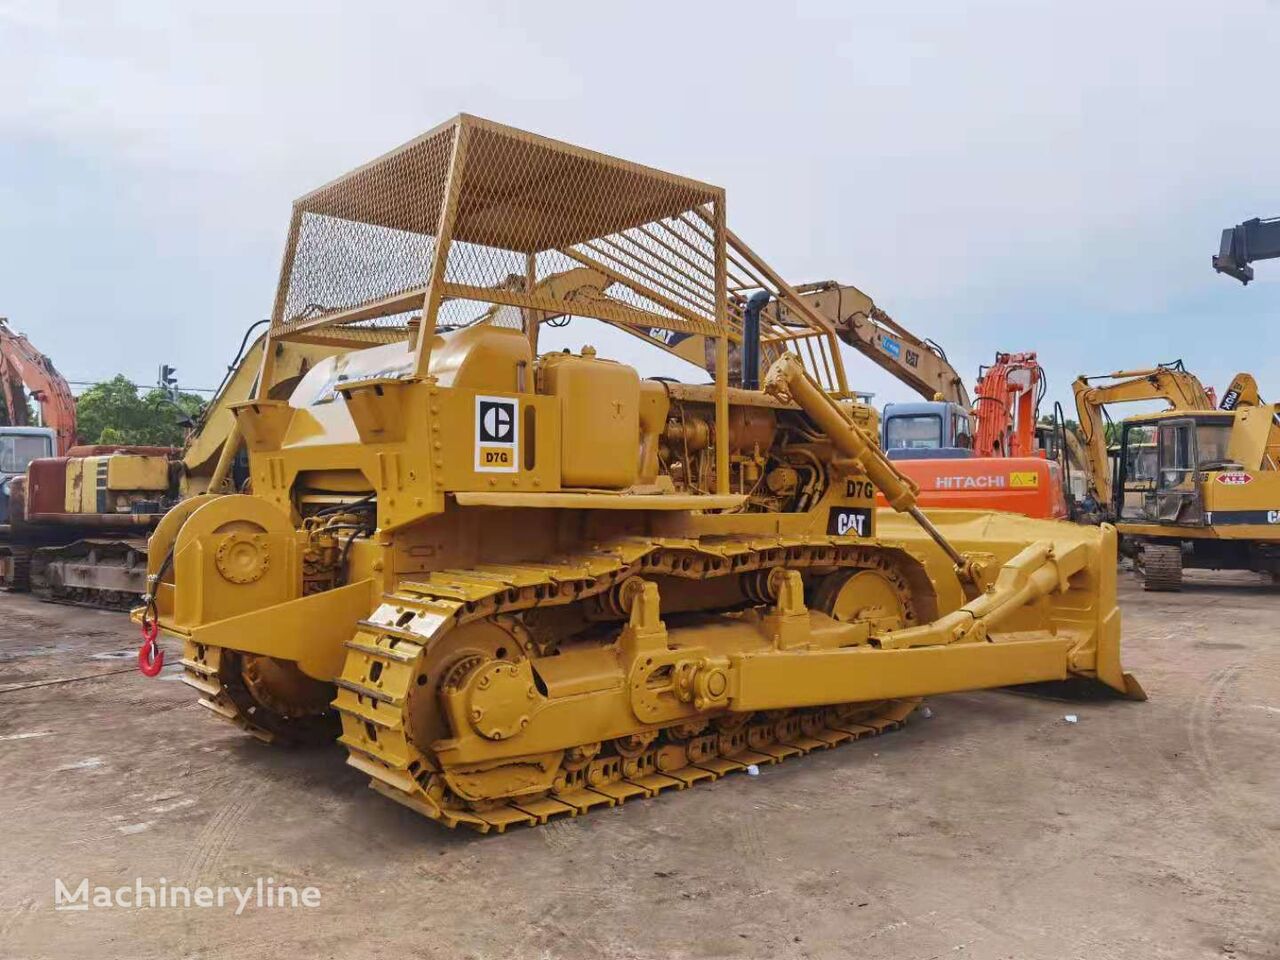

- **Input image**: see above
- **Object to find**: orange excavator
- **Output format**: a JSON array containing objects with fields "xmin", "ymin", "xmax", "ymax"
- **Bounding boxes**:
[
  {"xmin": 1, "ymin": 319, "xmax": 76, "ymax": 538},
  {"xmin": 972, "ymin": 351, "xmax": 1045, "ymax": 458},
  {"xmin": 875, "ymin": 350, "xmax": 1068, "ymax": 519},
  {"xmin": 0, "ymin": 318, "xmax": 76, "ymax": 454}
]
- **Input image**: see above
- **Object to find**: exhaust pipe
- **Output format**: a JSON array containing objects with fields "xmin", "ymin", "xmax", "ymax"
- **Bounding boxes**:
[{"xmin": 742, "ymin": 291, "xmax": 769, "ymax": 390}]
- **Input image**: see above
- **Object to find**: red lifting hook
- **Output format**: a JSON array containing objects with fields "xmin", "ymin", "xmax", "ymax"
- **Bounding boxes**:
[{"xmin": 138, "ymin": 618, "xmax": 164, "ymax": 677}]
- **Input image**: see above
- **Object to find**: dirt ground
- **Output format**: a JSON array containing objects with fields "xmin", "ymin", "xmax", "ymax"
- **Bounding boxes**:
[{"xmin": 0, "ymin": 570, "xmax": 1276, "ymax": 960}]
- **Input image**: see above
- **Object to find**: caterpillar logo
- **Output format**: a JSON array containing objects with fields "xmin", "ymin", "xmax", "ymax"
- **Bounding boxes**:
[
  {"xmin": 827, "ymin": 506, "xmax": 872, "ymax": 537},
  {"xmin": 475, "ymin": 396, "xmax": 519, "ymax": 473}
]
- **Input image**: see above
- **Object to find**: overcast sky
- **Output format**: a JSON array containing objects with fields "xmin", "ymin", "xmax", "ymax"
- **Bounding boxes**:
[{"xmin": 1, "ymin": 1, "xmax": 1276, "ymax": 416}]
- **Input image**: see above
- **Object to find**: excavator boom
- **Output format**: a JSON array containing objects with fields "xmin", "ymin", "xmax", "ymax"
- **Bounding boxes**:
[
  {"xmin": 795, "ymin": 281, "xmax": 970, "ymax": 407},
  {"xmin": 972, "ymin": 352, "xmax": 1044, "ymax": 458},
  {"xmin": 0, "ymin": 319, "xmax": 76, "ymax": 454},
  {"xmin": 1072, "ymin": 363, "xmax": 1214, "ymax": 509}
]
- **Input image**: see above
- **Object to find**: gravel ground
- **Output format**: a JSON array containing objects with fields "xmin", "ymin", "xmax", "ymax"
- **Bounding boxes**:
[{"xmin": 0, "ymin": 569, "xmax": 1276, "ymax": 960}]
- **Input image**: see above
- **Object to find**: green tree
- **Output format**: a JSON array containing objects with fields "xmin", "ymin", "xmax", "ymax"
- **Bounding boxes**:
[
  {"xmin": 76, "ymin": 375, "xmax": 205, "ymax": 447},
  {"xmin": 0, "ymin": 393, "xmax": 35, "ymax": 427}
]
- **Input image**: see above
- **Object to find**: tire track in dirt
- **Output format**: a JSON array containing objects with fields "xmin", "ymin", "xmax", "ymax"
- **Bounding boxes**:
[
  {"xmin": 179, "ymin": 782, "xmax": 268, "ymax": 886},
  {"xmin": 1186, "ymin": 660, "xmax": 1277, "ymax": 854}
]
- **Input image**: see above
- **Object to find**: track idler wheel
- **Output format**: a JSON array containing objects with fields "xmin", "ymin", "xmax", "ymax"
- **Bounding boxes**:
[
  {"xmin": 812, "ymin": 567, "xmax": 912, "ymax": 631},
  {"xmin": 222, "ymin": 652, "xmax": 337, "ymax": 744}
]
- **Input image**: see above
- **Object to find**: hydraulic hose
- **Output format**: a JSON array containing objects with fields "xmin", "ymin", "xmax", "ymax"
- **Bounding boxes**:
[{"xmin": 762, "ymin": 353, "xmax": 972, "ymax": 575}]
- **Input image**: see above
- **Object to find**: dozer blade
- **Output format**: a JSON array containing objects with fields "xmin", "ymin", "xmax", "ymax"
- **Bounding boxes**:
[{"xmin": 876, "ymin": 508, "xmax": 1144, "ymax": 701}]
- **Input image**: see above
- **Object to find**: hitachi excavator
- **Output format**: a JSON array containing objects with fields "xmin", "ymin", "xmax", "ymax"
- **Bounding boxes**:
[
  {"xmin": 1, "ymin": 318, "xmax": 76, "ymax": 551},
  {"xmin": 0, "ymin": 327, "xmax": 347, "ymax": 606},
  {"xmin": 1073, "ymin": 363, "xmax": 1280, "ymax": 589},
  {"xmin": 800, "ymin": 292, "xmax": 1069, "ymax": 518}
]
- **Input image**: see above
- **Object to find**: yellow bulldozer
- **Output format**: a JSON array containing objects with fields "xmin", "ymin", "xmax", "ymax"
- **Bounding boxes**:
[
  {"xmin": 1074, "ymin": 365, "xmax": 1280, "ymax": 590},
  {"xmin": 139, "ymin": 115, "xmax": 1142, "ymax": 832}
]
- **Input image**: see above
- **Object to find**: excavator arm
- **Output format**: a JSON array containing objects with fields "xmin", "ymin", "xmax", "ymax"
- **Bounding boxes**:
[
  {"xmin": 794, "ymin": 282, "xmax": 970, "ymax": 407},
  {"xmin": 972, "ymin": 352, "xmax": 1044, "ymax": 457},
  {"xmin": 524, "ymin": 273, "xmax": 973, "ymax": 409},
  {"xmin": 0, "ymin": 319, "xmax": 76, "ymax": 454},
  {"xmin": 1214, "ymin": 216, "xmax": 1280, "ymax": 284},
  {"xmin": 1072, "ymin": 364, "xmax": 1214, "ymax": 509}
]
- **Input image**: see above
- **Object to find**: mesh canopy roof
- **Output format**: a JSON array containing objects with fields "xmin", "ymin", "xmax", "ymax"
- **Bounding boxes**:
[
  {"xmin": 272, "ymin": 115, "xmax": 725, "ymax": 337},
  {"xmin": 297, "ymin": 116, "xmax": 719, "ymax": 253},
  {"xmin": 266, "ymin": 114, "xmax": 848, "ymax": 395}
]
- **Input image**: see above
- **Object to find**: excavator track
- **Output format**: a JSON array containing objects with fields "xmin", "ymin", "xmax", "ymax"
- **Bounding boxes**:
[
  {"xmin": 331, "ymin": 535, "xmax": 924, "ymax": 832},
  {"xmin": 1141, "ymin": 542, "xmax": 1183, "ymax": 592},
  {"xmin": 0, "ymin": 545, "xmax": 32, "ymax": 593},
  {"xmin": 30, "ymin": 539, "xmax": 148, "ymax": 610}
]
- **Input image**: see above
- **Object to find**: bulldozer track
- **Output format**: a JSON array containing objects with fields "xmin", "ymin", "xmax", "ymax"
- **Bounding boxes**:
[
  {"xmin": 333, "ymin": 535, "xmax": 922, "ymax": 832},
  {"xmin": 183, "ymin": 534, "xmax": 925, "ymax": 831}
]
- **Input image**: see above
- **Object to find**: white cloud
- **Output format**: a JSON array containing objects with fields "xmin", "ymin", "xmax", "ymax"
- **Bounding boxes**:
[{"xmin": 0, "ymin": 0, "xmax": 1276, "ymax": 407}]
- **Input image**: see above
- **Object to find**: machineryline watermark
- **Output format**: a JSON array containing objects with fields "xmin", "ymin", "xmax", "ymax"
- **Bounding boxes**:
[{"xmin": 54, "ymin": 877, "xmax": 321, "ymax": 916}]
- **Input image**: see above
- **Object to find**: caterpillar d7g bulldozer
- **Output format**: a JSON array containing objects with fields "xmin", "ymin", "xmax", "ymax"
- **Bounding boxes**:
[{"xmin": 139, "ymin": 115, "xmax": 1142, "ymax": 832}]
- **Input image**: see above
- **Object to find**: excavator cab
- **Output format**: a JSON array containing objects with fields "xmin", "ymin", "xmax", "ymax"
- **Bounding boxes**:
[
  {"xmin": 1154, "ymin": 418, "xmax": 1205, "ymax": 524},
  {"xmin": 0, "ymin": 426, "xmax": 55, "ymax": 525},
  {"xmin": 881, "ymin": 401, "xmax": 973, "ymax": 460},
  {"xmin": 0, "ymin": 426, "xmax": 54, "ymax": 479},
  {"xmin": 1116, "ymin": 413, "xmax": 1236, "ymax": 525}
]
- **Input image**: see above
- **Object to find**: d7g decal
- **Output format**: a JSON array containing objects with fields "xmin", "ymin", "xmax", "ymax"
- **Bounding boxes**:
[
  {"xmin": 475, "ymin": 396, "xmax": 519, "ymax": 473},
  {"xmin": 827, "ymin": 506, "xmax": 873, "ymax": 537}
]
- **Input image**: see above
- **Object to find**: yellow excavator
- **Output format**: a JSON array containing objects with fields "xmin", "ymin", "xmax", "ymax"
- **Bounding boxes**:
[
  {"xmin": 1073, "ymin": 364, "xmax": 1280, "ymax": 589},
  {"xmin": 579, "ymin": 273, "xmax": 970, "ymax": 407},
  {"xmin": 137, "ymin": 115, "xmax": 1141, "ymax": 832}
]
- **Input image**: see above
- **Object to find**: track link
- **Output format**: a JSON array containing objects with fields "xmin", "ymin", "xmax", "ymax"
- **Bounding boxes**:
[
  {"xmin": 0, "ymin": 546, "xmax": 32, "ymax": 593},
  {"xmin": 1141, "ymin": 542, "xmax": 1183, "ymax": 592},
  {"xmin": 181, "ymin": 641, "xmax": 335, "ymax": 744},
  {"xmin": 331, "ymin": 534, "xmax": 922, "ymax": 832}
]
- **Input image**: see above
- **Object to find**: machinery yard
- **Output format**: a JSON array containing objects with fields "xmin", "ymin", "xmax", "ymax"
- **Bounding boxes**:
[
  {"xmin": 2, "ymin": 570, "xmax": 1276, "ymax": 960},
  {"xmin": 2, "ymin": 10, "xmax": 1278, "ymax": 959}
]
